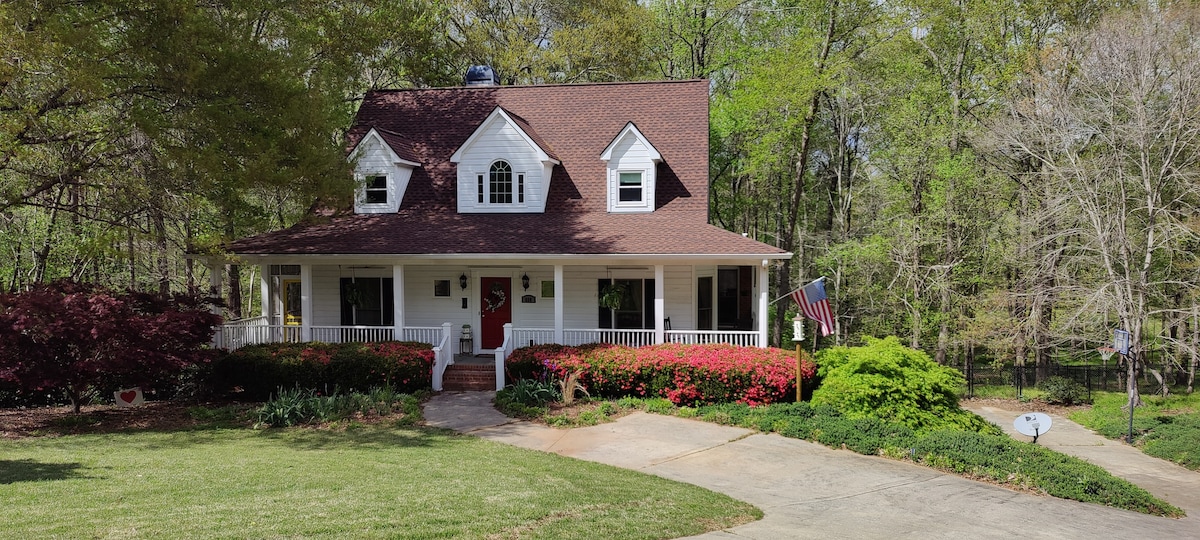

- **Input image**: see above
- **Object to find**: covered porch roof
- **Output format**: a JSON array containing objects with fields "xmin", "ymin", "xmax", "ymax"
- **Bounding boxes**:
[{"xmin": 225, "ymin": 209, "xmax": 789, "ymax": 259}]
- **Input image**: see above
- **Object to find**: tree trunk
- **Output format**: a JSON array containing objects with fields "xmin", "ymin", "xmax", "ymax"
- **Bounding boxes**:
[{"xmin": 154, "ymin": 209, "xmax": 170, "ymax": 295}]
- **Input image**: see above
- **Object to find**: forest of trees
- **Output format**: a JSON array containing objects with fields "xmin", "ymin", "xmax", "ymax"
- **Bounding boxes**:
[{"xmin": 3, "ymin": 0, "xmax": 1199, "ymax": 398}]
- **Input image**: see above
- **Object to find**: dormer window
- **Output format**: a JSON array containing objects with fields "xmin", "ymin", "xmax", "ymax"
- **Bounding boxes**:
[
  {"xmin": 348, "ymin": 128, "xmax": 420, "ymax": 214},
  {"xmin": 601, "ymin": 122, "xmax": 662, "ymax": 214},
  {"xmin": 490, "ymin": 161, "xmax": 513, "ymax": 203},
  {"xmin": 451, "ymin": 106, "xmax": 558, "ymax": 213},
  {"xmin": 618, "ymin": 172, "xmax": 643, "ymax": 204},
  {"xmin": 365, "ymin": 175, "xmax": 388, "ymax": 204}
]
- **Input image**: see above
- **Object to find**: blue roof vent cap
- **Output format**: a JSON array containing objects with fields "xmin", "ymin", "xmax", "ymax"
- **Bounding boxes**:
[{"xmin": 465, "ymin": 65, "xmax": 500, "ymax": 86}]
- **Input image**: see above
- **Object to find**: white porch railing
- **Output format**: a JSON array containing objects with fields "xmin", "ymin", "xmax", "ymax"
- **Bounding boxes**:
[
  {"xmin": 512, "ymin": 327, "xmax": 556, "ymax": 347},
  {"xmin": 494, "ymin": 323, "xmax": 514, "ymax": 391},
  {"xmin": 562, "ymin": 329, "xmax": 655, "ymax": 347},
  {"xmin": 311, "ymin": 326, "xmax": 396, "ymax": 343},
  {"xmin": 402, "ymin": 326, "xmax": 444, "ymax": 347},
  {"xmin": 216, "ymin": 324, "xmax": 763, "ymax": 351},
  {"xmin": 431, "ymin": 323, "xmax": 453, "ymax": 392},
  {"xmin": 666, "ymin": 330, "xmax": 761, "ymax": 347}
]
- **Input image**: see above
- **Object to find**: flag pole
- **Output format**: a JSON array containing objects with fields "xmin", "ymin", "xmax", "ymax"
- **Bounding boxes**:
[{"xmin": 793, "ymin": 315, "xmax": 804, "ymax": 402}]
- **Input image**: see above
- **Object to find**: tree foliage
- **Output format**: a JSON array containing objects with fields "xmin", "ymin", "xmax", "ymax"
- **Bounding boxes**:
[
  {"xmin": 0, "ymin": 281, "xmax": 222, "ymax": 412},
  {"xmin": 812, "ymin": 336, "xmax": 991, "ymax": 431}
]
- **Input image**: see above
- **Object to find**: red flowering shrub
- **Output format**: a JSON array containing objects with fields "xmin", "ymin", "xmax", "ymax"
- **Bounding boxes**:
[
  {"xmin": 0, "ymin": 281, "xmax": 222, "ymax": 412},
  {"xmin": 211, "ymin": 341, "xmax": 434, "ymax": 399},
  {"xmin": 504, "ymin": 342, "xmax": 615, "ymax": 384},
  {"xmin": 529, "ymin": 343, "xmax": 816, "ymax": 407}
]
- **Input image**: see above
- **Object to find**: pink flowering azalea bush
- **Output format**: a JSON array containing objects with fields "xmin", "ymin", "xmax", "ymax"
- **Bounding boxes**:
[
  {"xmin": 504, "ymin": 343, "xmax": 615, "ymax": 383},
  {"xmin": 212, "ymin": 341, "xmax": 434, "ymax": 399},
  {"xmin": 511, "ymin": 343, "xmax": 816, "ymax": 407}
]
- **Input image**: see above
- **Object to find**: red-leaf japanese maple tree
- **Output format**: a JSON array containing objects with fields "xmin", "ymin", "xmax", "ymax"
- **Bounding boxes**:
[{"xmin": 0, "ymin": 281, "xmax": 223, "ymax": 413}]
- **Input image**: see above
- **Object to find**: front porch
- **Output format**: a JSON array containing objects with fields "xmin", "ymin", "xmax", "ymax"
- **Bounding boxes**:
[
  {"xmin": 214, "ymin": 319, "xmax": 763, "ymax": 351},
  {"xmin": 209, "ymin": 258, "xmax": 777, "ymax": 391},
  {"xmin": 214, "ymin": 319, "xmax": 765, "ymax": 393}
]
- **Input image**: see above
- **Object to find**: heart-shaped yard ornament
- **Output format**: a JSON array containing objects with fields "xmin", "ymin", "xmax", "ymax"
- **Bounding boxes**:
[{"xmin": 114, "ymin": 387, "xmax": 144, "ymax": 407}]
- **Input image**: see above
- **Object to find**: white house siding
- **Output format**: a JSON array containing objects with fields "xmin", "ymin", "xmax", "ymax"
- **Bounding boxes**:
[
  {"xmin": 352, "ymin": 135, "xmax": 412, "ymax": 214},
  {"xmin": 562, "ymin": 266, "xmax": 609, "ymax": 329},
  {"xmin": 298, "ymin": 263, "xmax": 705, "ymax": 336},
  {"xmin": 402, "ymin": 266, "xmax": 471, "ymax": 329},
  {"xmin": 605, "ymin": 132, "xmax": 656, "ymax": 213},
  {"xmin": 664, "ymin": 265, "xmax": 694, "ymax": 330},
  {"xmin": 509, "ymin": 268, "xmax": 554, "ymax": 329},
  {"xmin": 455, "ymin": 118, "xmax": 547, "ymax": 213}
]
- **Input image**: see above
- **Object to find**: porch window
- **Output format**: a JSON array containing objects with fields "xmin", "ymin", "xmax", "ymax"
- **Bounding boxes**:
[
  {"xmin": 598, "ymin": 278, "xmax": 655, "ymax": 330},
  {"xmin": 365, "ymin": 175, "xmax": 388, "ymax": 204},
  {"xmin": 717, "ymin": 266, "xmax": 753, "ymax": 330},
  {"xmin": 489, "ymin": 160, "xmax": 513, "ymax": 204},
  {"xmin": 340, "ymin": 277, "xmax": 394, "ymax": 326}
]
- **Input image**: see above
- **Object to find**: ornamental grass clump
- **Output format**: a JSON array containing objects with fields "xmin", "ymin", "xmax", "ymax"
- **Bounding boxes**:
[{"xmin": 544, "ymin": 343, "xmax": 815, "ymax": 406}]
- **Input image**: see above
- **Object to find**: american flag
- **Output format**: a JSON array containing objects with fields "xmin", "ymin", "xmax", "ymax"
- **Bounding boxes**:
[{"xmin": 790, "ymin": 277, "xmax": 835, "ymax": 337}]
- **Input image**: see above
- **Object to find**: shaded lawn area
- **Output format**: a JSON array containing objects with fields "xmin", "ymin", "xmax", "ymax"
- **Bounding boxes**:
[
  {"xmin": 0, "ymin": 423, "xmax": 759, "ymax": 539},
  {"xmin": 1071, "ymin": 391, "xmax": 1200, "ymax": 471}
]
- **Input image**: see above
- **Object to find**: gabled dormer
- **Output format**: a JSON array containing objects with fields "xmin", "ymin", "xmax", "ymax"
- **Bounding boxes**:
[
  {"xmin": 349, "ymin": 128, "xmax": 421, "ymax": 214},
  {"xmin": 601, "ymin": 122, "xmax": 661, "ymax": 213},
  {"xmin": 451, "ymin": 107, "xmax": 560, "ymax": 213}
]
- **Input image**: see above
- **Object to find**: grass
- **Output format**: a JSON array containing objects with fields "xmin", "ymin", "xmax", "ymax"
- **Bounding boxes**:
[
  {"xmin": 0, "ymin": 423, "xmax": 759, "ymax": 539},
  {"xmin": 1071, "ymin": 391, "xmax": 1200, "ymax": 471}
]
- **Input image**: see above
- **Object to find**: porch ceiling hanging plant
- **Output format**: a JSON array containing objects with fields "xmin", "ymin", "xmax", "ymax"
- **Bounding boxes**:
[
  {"xmin": 485, "ymin": 282, "xmax": 507, "ymax": 313},
  {"xmin": 598, "ymin": 282, "xmax": 628, "ymax": 310},
  {"xmin": 342, "ymin": 281, "xmax": 364, "ymax": 307}
]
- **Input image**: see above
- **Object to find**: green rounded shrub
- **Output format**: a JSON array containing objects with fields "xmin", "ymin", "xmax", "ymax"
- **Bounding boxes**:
[
  {"xmin": 811, "ymin": 336, "xmax": 998, "ymax": 434},
  {"xmin": 1039, "ymin": 376, "xmax": 1088, "ymax": 405},
  {"xmin": 210, "ymin": 341, "xmax": 434, "ymax": 399}
]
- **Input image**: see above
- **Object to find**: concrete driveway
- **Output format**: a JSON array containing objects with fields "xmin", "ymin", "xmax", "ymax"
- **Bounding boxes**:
[{"xmin": 425, "ymin": 392, "xmax": 1198, "ymax": 539}]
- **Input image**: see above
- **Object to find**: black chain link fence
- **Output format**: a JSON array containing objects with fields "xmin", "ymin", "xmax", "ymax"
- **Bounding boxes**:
[{"xmin": 963, "ymin": 361, "xmax": 1193, "ymax": 400}]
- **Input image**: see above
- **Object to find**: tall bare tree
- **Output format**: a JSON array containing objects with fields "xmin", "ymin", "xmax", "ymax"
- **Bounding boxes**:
[{"xmin": 995, "ymin": 6, "xmax": 1200, "ymax": 406}]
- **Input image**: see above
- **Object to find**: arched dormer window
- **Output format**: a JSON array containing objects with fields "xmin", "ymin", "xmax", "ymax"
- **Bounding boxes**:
[{"xmin": 489, "ymin": 160, "xmax": 513, "ymax": 203}]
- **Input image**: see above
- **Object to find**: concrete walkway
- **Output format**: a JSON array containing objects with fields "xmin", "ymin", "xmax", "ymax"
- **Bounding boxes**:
[
  {"xmin": 964, "ymin": 402, "xmax": 1200, "ymax": 517},
  {"xmin": 425, "ymin": 392, "xmax": 1200, "ymax": 539}
]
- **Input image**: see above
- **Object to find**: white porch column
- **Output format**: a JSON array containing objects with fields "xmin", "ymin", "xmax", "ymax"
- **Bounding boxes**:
[
  {"xmin": 392, "ymin": 264, "xmax": 405, "ymax": 341},
  {"xmin": 208, "ymin": 259, "xmax": 223, "ymax": 315},
  {"xmin": 758, "ymin": 261, "xmax": 769, "ymax": 348},
  {"xmin": 300, "ymin": 264, "xmax": 313, "ymax": 342},
  {"xmin": 554, "ymin": 264, "xmax": 564, "ymax": 344},
  {"xmin": 259, "ymin": 264, "xmax": 271, "ymax": 319},
  {"xmin": 654, "ymin": 264, "xmax": 665, "ymax": 344},
  {"xmin": 208, "ymin": 259, "xmax": 224, "ymax": 348}
]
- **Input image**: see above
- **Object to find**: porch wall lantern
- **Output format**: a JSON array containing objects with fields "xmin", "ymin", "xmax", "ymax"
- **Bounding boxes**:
[
  {"xmin": 521, "ymin": 273, "xmax": 530, "ymax": 291},
  {"xmin": 459, "ymin": 273, "xmax": 468, "ymax": 290}
]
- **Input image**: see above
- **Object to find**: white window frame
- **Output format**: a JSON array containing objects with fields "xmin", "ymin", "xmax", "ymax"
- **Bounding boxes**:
[
  {"xmin": 476, "ymin": 160, "xmax": 524, "ymax": 206},
  {"xmin": 433, "ymin": 279, "xmax": 452, "ymax": 298},
  {"xmin": 615, "ymin": 170, "xmax": 646, "ymax": 207},
  {"xmin": 363, "ymin": 174, "xmax": 388, "ymax": 205}
]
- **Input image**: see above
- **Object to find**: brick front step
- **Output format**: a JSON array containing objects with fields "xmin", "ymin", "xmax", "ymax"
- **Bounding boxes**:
[{"xmin": 442, "ymin": 364, "xmax": 497, "ymax": 391}]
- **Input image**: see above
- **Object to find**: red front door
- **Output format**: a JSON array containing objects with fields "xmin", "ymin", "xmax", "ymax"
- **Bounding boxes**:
[{"xmin": 480, "ymin": 277, "xmax": 512, "ymax": 349}]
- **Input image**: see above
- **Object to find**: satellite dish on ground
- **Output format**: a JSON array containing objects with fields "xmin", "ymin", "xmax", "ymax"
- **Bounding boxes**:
[{"xmin": 1013, "ymin": 412, "xmax": 1052, "ymax": 443}]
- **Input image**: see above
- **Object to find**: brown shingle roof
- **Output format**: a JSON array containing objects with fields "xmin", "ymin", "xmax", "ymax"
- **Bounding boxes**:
[
  {"xmin": 373, "ymin": 128, "xmax": 422, "ymax": 164},
  {"xmin": 228, "ymin": 209, "xmax": 786, "ymax": 256},
  {"xmin": 228, "ymin": 80, "xmax": 786, "ymax": 258},
  {"xmin": 498, "ymin": 107, "xmax": 560, "ymax": 162}
]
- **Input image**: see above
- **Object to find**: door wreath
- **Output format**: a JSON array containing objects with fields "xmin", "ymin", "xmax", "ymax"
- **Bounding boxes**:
[{"xmin": 484, "ymin": 282, "xmax": 507, "ymax": 313}]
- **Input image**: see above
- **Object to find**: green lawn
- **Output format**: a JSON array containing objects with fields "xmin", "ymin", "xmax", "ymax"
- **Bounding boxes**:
[
  {"xmin": 1071, "ymin": 391, "xmax": 1200, "ymax": 471},
  {"xmin": 0, "ymin": 423, "xmax": 759, "ymax": 539}
]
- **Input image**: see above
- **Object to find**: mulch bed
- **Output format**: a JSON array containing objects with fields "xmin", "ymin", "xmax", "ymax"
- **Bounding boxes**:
[
  {"xmin": 0, "ymin": 401, "xmax": 247, "ymax": 439},
  {"xmin": 964, "ymin": 397, "xmax": 1091, "ymax": 417}
]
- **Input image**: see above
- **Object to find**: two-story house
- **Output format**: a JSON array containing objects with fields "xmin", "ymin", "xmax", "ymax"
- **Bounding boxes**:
[{"xmin": 214, "ymin": 76, "xmax": 790, "ymax": 389}]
